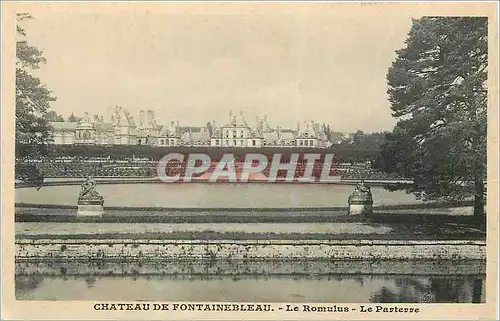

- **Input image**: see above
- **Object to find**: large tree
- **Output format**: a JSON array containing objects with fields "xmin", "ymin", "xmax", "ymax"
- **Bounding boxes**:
[
  {"xmin": 16, "ymin": 14, "xmax": 57, "ymax": 185},
  {"xmin": 16, "ymin": 13, "xmax": 56, "ymax": 159},
  {"xmin": 381, "ymin": 17, "xmax": 487, "ymax": 217}
]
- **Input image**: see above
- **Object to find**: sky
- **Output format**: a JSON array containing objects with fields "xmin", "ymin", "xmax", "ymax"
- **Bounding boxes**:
[{"xmin": 20, "ymin": 7, "xmax": 415, "ymax": 133}]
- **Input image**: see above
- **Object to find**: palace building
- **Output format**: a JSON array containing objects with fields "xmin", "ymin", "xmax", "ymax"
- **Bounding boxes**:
[{"xmin": 49, "ymin": 107, "xmax": 332, "ymax": 148}]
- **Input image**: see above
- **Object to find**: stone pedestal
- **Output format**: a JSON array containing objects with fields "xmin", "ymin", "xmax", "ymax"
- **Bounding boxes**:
[
  {"xmin": 348, "ymin": 188, "xmax": 373, "ymax": 216},
  {"xmin": 348, "ymin": 197, "xmax": 373, "ymax": 216},
  {"xmin": 77, "ymin": 198, "xmax": 104, "ymax": 217}
]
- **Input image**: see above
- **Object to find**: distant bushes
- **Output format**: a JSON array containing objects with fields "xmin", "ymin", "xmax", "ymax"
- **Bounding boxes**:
[{"xmin": 17, "ymin": 144, "xmax": 382, "ymax": 163}]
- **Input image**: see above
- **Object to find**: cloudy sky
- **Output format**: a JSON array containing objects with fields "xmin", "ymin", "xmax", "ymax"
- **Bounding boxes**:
[{"xmin": 20, "ymin": 6, "xmax": 415, "ymax": 133}]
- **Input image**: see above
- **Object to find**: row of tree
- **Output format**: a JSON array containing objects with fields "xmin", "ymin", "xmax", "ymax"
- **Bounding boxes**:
[{"xmin": 46, "ymin": 111, "xmax": 79, "ymax": 123}]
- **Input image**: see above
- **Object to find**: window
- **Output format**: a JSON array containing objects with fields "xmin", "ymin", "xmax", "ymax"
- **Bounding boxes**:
[
  {"xmin": 226, "ymin": 131, "xmax": 229, "ymax": 138},
  {"xmin": 160, "ymin": 139, "xmax": 165, "ymax": 145},
  {"xmin": 299, "ymin": 140, "xmax": 303, "ymax": 146},
  {"xmin": 304, "ymin": 140, "xmax": 308, "ymax": 146},
  {"xmin": 240, "ymin": 131, "xmax": 244, "ymax": 138},
  {"xmin": 233, "ymin": 130, "xmax": 237, "ymax": 138},
  {"xmin": 252, "ymin": 140, "xmax": 256, "ymax": 146},
  {"xmin": 310, "ymin": 140, "xmax": 314, "ymax": 146},
  {"xmin": 233, "ymin": 140, "xmax": 236, "ymax": 146},
  {"xmin": 225, "ymin": 140, "xmax": 229, "ymax": 146},
  {"xmin": 240, "ymin": 140, "xmax": 243, "ymax": 146},
  {"xmin": 216, "ymin": 139, "xmax": 219, "ymax": 145},
  {"xmin": 170, "ymin": 139, "xmax": 175, "ymax": 145}
]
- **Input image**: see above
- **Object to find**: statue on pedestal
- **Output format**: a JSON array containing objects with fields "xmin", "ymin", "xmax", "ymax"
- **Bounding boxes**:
[
  {"xmin": 77, "ymin": 176, "xmax": 104, "ymax": 217},
  {"xmin": 78, "ymin": 176, "xmax": 104, "ymax": 204},
  {"xmin": 348, "ymin": 179, "xmax": 373, "ymax": 216}
]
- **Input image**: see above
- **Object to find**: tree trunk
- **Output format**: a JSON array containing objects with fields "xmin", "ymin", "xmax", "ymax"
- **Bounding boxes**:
[{"xmin": 474, "ymin": 176, "xmax": 485, "ymax": 217}]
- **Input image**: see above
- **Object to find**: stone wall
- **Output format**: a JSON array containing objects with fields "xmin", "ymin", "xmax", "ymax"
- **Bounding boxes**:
[{"xmin": 16, "ymin": 239, "xmax": 486, "ymax": 261}]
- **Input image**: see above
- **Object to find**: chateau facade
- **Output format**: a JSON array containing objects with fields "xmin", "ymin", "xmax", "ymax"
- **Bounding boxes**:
[{"xmin": 50, "ymin": 107, "xmax": 332, "ymax": 148}]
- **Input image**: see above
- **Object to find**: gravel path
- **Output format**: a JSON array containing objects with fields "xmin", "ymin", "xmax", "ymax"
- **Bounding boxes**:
[{"xmin": 16, "ymin": 222, "xmax": 392, "ymax": 236}]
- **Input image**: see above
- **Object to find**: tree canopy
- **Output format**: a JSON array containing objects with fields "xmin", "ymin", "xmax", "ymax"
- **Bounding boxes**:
[
  {"xmin": 46, "ymin": 111, "xmax": 64, "ymax": 122},
  {"xmin": 16, "ymin": 13, "xmax": 57, "ymax": 159},
  {"xmin": 380, "ymin": 17, "xmax": 487, "ymax": 216}
]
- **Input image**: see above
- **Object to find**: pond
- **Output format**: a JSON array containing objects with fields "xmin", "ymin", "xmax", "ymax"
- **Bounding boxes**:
[
  {"xmin": 15, "ymin": 183, "xmax": 423, "ymax": 208},
  {"xmin": 15, "ymin": 260, "xmax": 485, "ymax": 303}
]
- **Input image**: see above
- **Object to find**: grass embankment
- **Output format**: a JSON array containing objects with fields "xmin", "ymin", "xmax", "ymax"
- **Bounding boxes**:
[
  {"xmin": 15, "ymin": 209, "xmax": 484, "ymax": 225},
  {"xmin": 15, "ymin": 214, "xmax": 486, "ymax": 241},
  {"xmin": 15, "ymin": 202, "xmax": 486, "ymax": 241}
]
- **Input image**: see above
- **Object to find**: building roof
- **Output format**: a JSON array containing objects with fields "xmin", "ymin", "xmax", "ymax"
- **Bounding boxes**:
[
  {"xmin": 249, "ymin": 129, "xmax": 263, "ymax": 139},
  {"xmin": 263, "ymin": 131, "xmax": 296, "ymax": 142},
  {"xmin": 159, "ymin": 131, "xmax": 180, "ymax": 138},
  {"xmin": 180, "ymin": 131, "xmax": 210, "ymax": 143},
  {"xmin": 137, "ymin": 129, "xmax": 149, "ymax": 137},
  {"xmin": 210, "ymin": 127, "xmax": 222, "ymax": 138},
  {"xmin": 280, "ymin": 132, "xmax": 296, "ymax": 140},
  {"xmin": 94, "ymin": 122, "xmax": 114, "ymax": 132},
  {"xmin": 296, "ymin": 131, "xmax": 317, "ymax": 139},
  {"xmin": 50, "ymin": 122, "xmax": 78, "ymax": 132},
  {"xmin": 178, "ymin": 126, "xmax": 204, "ymax": 133}
]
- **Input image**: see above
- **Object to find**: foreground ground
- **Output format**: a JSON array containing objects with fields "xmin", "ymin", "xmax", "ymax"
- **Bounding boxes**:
[{"xmin": 15, "ymin": 207, "xmax": 486, "ymax": 241}]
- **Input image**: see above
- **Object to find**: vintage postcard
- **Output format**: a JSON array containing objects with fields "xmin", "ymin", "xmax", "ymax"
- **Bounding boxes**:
[{"xmin": 1, "ymin": 1, "xmax": 499, "ymax": 320}]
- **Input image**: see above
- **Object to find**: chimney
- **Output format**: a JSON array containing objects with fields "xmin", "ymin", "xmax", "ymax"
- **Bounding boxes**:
[
  {"xmin": 139, "ymin": 110, "xmax": 145, "ymax": 128},
  {"xmin": 206, "ymin": 122, "xmax": 213, "ymax": 136},
  {"xmin": 146, "ymin": 110, "xmax": 155, "ymax": 128}
]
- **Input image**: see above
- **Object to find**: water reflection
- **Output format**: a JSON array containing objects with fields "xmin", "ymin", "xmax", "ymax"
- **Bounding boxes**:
[
  {"xmin": 15, "ymin": 274, "xmax": 43, "ymax": 293},
  {"xmin": 16, "ymin": 260, "xmax": 485, "ymax": 303},
  {"xmin": 369, "ymin": 277, "xmax": 484, "ymax": 303}
]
